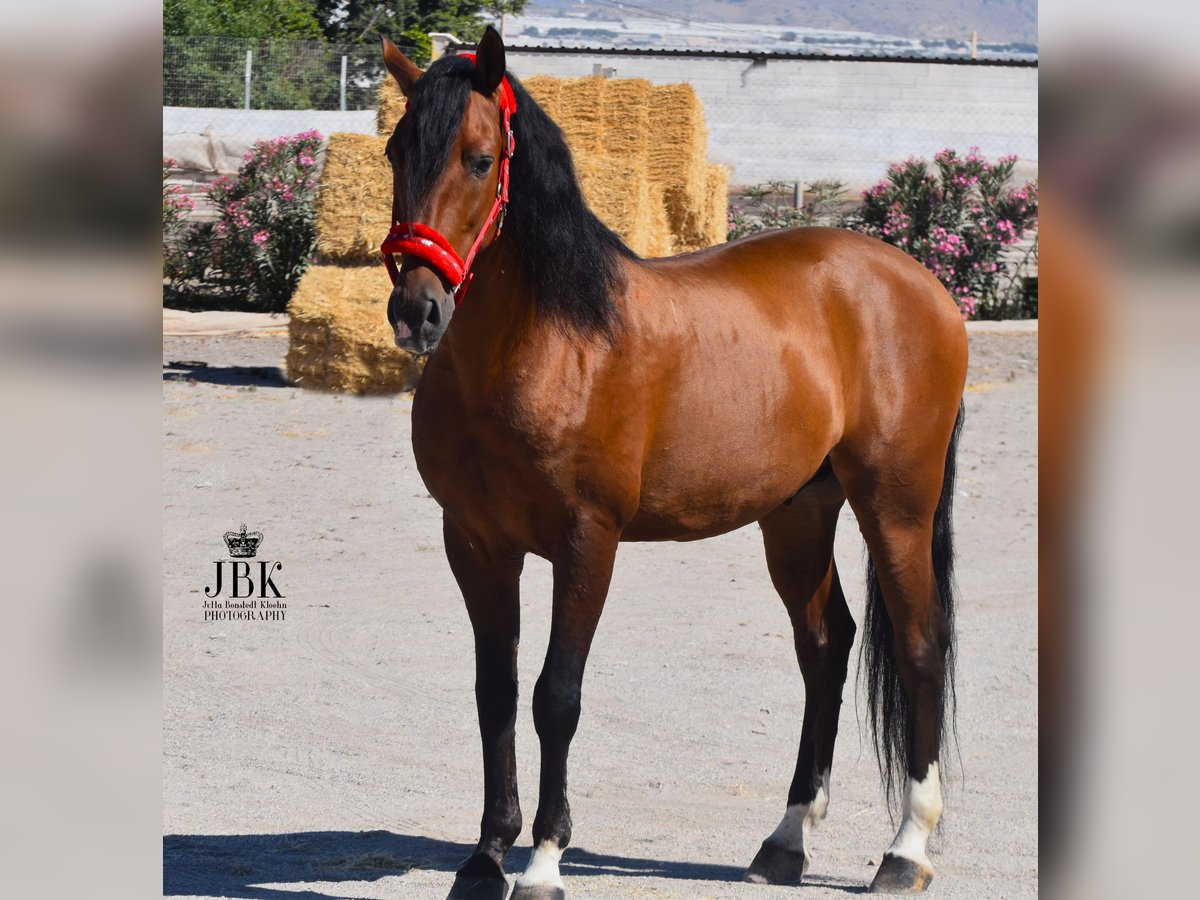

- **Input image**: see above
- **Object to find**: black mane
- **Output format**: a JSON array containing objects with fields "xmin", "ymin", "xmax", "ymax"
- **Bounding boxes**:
[{"xmin": 388, "ymin": 55, "xmax": 633, "ymax": 338}]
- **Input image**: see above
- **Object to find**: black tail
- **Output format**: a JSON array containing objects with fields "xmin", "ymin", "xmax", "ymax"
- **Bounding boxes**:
[{"xmin": 861, "ymin": 401, "xmax": 964, "ymax": 803}]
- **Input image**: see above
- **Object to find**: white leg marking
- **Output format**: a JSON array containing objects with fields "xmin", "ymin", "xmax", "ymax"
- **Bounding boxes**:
[
  {"xmin": 766, "ymin": 768, "xmax": 832, "ymax": 853},
  {"xmin": 514, "ymin": 841, "xmax": 564, "ymax": 891},
  {"xmin": 809, "ymin": 768, "xmax": 831, "ymax": 824},
  {"xmin": 885, "ymin": 762, "xmax": 943, "ymax": 869}
]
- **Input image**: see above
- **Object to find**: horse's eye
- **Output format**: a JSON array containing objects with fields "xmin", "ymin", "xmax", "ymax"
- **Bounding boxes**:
[{"xmin": 471, "ymin": 156, "xmax": 494, "ymax": 178}]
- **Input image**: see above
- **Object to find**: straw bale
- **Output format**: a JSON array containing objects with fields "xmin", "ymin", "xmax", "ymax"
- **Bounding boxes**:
[
  {"xmin": 599, "ymin": 78, "xmax": 653, "ymax": 162},
  {"xmin": 573, "ymin": 152, "xmax": 655, "ymax": 256},
  {"xmin": 704, "ymin": 163, "xmax": 730, "ymax": 246},
  {"xmin": 554, "ymin": 77, "xmax": 606, "ymax": 155},
  {"xmin": 524, "ymin": 76, "xmax": 654, "ymax": 163},
  {"xmin": 643, "ymin": 185, "xmax": 673, "ymax": 258},
  {"xmin": 671, "ymin": 165, "xmax": 730, "ymax": 254},
  {"xmin": 377, "ymin": 78, "xmax": 407, "ymax": 136},
  {"xmin": 313, "ymin": 133, "xmax": 392, "ymax": 263},
  {"xmin": 521, "ymin": 75, "xmax": 564, "ymax": 124},
  {"xmin": 287, "ymin": 264, "xmax": 422, "ymax": 394},
  {"xmin": 646, "ymin": 83, "xmax": 709, "ymax": 244}
]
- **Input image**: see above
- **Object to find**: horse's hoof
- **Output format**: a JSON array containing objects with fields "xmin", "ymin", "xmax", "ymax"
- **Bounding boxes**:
[
  {"xmin": 509, "ymin": 886, "xmax": 565, "ymax": 900},
  {"xmin": 743, "ymin": 840, "xmax": 810, "ymax": 885},
  {"xmin": 446, "ymin": 874, "xmax": 510, "ymax": 900},
  {"xmin": 457, "ymin": 852, "xmax": 506, "ymax": 880},
  {"xmin": 869, "ymin": 853, "xmax": 934, "ymax": 893}
]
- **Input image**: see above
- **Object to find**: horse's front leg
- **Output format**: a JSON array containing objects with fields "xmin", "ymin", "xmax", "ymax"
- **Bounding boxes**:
[
  {"xmin": 443, "ymin": 515, "xmax": 526, "ymax": 890},
  {"xmin": 512, "ymin": 518, "xmax": 619, "ymax": 900}
]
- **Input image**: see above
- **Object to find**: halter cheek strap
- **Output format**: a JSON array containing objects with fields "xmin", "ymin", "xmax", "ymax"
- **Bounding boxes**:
[{"xmin": 380, "ymin": 57, "xmax": 517, "ymax": 306}]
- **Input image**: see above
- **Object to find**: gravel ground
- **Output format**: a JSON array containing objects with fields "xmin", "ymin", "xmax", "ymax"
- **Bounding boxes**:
[{"xmin": 163, "ymin": 328, "xmax": 1037, "ymax": 899}]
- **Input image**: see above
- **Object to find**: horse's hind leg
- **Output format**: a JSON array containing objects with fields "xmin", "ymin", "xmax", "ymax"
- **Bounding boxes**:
[
  {"xmin": 443, "ymin": 515, "xmax": 525, "ymax": 891},
  {"xmin": 745, "ymin": 477, "xmax": 855, "ymax": 885},
  {"xmin": 833, "ymin": 405, "xmax": 963, "ymax": 894}
]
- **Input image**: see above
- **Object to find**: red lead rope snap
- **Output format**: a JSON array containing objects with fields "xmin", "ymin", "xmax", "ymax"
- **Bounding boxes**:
[{"xmin": 380, "ymin": 56, "xmax": 517, "ymax": 306}]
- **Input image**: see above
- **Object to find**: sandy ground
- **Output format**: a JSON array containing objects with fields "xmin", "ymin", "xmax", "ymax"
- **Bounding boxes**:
[{"xmin": 163, "ymin": 326, "xmax": 1037, "ymax": 899}]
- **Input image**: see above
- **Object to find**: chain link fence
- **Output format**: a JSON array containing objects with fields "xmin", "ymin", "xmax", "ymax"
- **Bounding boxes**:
[
  {"xmin": 165, "ymin": 36, "xmax": 416, "ymax": 222},
  {"xmin": 164, "ymin": 34, "xmax": 412, "ymax": 114},
  {"xmin": 163, "ymin": 37, "xmax": 1036, "ymax": 185}
]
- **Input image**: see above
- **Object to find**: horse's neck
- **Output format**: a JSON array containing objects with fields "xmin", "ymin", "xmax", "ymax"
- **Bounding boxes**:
[{"xmin": 441, "ymin": 238, "xmax": 539, "ymax": 368}]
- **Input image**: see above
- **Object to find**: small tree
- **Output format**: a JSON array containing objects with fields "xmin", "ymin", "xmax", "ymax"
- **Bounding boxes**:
[
  {"xmin": 852, "ymin": 148, "xmax": 1038, "ymax": 319},
  {"xmin": 315, "ymin": 1, "xmax": 530, "ymax": 63}
]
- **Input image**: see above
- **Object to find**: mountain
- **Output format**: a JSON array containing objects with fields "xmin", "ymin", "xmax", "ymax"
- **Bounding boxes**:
[{"xmin": 525, "ymin": 1, "xmax": 1038, "ymax": 46}]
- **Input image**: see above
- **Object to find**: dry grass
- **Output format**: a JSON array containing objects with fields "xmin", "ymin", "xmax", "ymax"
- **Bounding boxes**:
[{"xmin": 529, "ymin": 77, "xmax": 715, "ymax": 256}]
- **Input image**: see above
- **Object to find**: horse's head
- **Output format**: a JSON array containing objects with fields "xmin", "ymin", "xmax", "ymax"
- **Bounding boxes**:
[{"xmin": 380, "ymin": 27, "xmax": 512, "ymax": 355}]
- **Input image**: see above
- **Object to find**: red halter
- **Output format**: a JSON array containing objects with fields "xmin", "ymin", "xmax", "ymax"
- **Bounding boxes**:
[{"xmin": 380, "ymin": 56, "xmax": 517, "ymax": 306}]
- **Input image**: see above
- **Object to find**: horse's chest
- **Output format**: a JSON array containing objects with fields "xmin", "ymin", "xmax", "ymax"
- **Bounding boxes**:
[{"xmin": 411, "ymin": 381, "xmax": 567, "ymax": 551}]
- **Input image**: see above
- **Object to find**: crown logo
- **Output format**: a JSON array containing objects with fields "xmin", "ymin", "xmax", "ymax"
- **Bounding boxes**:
[{"xmin": 223, "ymin": 524, "xmax": 264, "ymax": 558}]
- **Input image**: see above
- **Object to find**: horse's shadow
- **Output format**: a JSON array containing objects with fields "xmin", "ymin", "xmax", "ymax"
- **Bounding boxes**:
[
  {"xmin": 163, "ymin": 831, "xmax": 867, "ymax": 897},
  {"xmin": 163, "ymin": 360, "xmax": 290, "ymax": 388}
]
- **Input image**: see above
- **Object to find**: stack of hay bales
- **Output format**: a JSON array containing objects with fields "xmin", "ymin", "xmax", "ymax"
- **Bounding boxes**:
[
  {"xmin": 288, "ymin": 70, "xmax": 727, "ymax": 394},
  {"xmin": 286, "ymin": 130, "xmax": 421, "ymax": 394},
  {"xmin": 643, "ymin": 84, "xmax": 729, "ymax": 253},
  {"xmin": 286, "ymin": 265, "xmax": 420, "ymax": 394}
]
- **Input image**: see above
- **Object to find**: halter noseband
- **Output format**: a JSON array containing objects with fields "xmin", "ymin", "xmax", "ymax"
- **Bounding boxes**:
[{"xmin": 380, "ymin": 56, "xmax": 517, "ymax": 306}]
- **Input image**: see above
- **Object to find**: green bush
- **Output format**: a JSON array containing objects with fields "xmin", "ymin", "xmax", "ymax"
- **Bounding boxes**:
[{"xmin": 164, "ymin": 130, "xmax": 322, "ymax": 312}]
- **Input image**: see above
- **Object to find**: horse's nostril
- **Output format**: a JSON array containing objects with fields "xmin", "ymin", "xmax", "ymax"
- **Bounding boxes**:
[{"xmin": 424, "ymin": 297, "xmax": 441, "ymax": 326}]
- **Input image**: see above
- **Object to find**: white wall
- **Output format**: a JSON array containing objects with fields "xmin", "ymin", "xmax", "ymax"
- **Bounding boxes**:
[{"xmin": 504, "ymin": 51, "xmax": 1038, "ymax": 189}]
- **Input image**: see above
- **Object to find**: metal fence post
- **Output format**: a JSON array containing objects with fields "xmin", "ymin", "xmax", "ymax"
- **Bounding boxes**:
[
  {"xmin": 244, "ymin": 50, "xmax": 252, "ymax": 110},
  {"xmin": 339, "ymin": 55, "xmax": 347, "ymax": 111}
]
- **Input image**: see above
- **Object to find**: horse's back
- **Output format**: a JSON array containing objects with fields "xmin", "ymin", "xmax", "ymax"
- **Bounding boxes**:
[{"xmin": 640, "ymin": 224, "xmax": 967, "ymax": 419}]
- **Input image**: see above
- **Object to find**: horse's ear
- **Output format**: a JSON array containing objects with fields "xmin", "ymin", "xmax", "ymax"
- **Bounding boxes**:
[
  {"xmin": 381, "ymin": 35, "xmax": 422, "ymax": 98},
  {"xmin": 473, "ymin": 25, "xmax": 506, "ymax": 96}
]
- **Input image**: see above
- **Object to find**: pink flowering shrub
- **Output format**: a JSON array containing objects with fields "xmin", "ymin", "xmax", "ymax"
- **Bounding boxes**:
[
  {"xmin": 162, "ymin": 159, "xmax": 195, "ymax": 274},
  {"xmin": 853, "ymin": 148, "xmax": 1038, "ymax": 319},
  {"xmin": 165, "ymin": 131, "xmax": 322, "ymax": 312}
]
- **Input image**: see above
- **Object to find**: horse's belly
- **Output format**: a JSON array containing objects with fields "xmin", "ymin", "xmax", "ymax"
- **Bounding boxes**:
[
  {"xmin": 622, "ymin": 505, "xmax": 769, "ymax": 542},
  {"xmin": 622, "ymin": 447, "xmax": 828, "ymax": 542}
]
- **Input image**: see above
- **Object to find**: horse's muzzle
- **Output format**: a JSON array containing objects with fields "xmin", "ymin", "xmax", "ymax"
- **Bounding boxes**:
[{"xmin": 388, "ymin": 269, "xmax": 455, "ymax": 355}]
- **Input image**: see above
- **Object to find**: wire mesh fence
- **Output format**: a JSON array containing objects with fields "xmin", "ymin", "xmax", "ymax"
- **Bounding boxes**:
[
  {"xmin": 164, "ymin": 38, "xmax": 1036, "ymax": 190},
  {"xmin": 164, "ymin": 35, "xmax": 415, "ymax": 113}
]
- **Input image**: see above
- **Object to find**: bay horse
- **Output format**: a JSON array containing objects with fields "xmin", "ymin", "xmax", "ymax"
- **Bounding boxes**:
[{"xmin": 379, "ymin": 27, "xmax": 967, "ymax": 898}]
